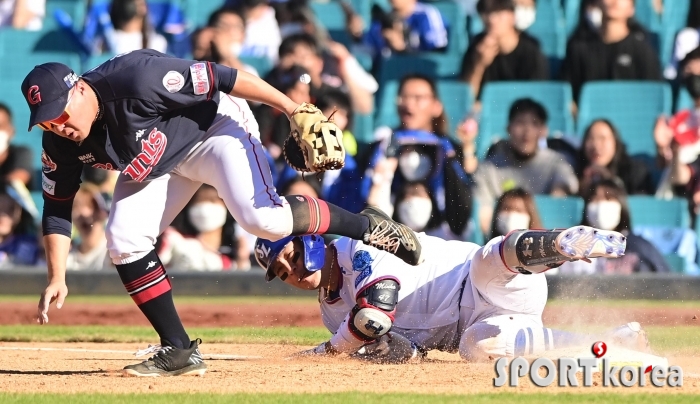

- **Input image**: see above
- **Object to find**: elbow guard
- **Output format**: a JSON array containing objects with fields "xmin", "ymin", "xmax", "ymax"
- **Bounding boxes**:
[{"xmin": 348, "ymin": 279, "xmax": 400, "ymax": 341}]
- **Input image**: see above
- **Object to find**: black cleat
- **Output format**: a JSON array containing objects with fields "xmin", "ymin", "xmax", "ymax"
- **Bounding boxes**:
[
  {"xmin": 360, "ymin": 206, "xmax": 423, "ymax": 265},
  {"xmin": 123, "ymin": 339, "xmax": 207, "ymax": 377}
]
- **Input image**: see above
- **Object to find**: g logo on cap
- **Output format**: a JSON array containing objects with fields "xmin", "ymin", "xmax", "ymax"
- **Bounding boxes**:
[{"xmin": 27, "ymin": 85, "xmax": 41, "ymax": 105}]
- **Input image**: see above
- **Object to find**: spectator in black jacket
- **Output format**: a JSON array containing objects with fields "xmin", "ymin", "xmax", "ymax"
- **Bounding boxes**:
[
  {"xmin": 461, "ymin": 0, "xmax": 549, "ymax": 99},
  {"xmin": 562, "ymin": 0, "xmax": 662, "ymax": 102}
]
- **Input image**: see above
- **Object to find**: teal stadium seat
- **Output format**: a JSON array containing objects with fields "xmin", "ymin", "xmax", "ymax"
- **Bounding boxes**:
[
  {"xmin": 563, "ymin": 0, "xmax": 581, "ymax": 37},
  {"xmin": 0, "ymin": 28, "xmax": 83, "ymax": 55},
  {"xmin": 662, "ymin": 254, "xmax": 687, "ymax": 274},
  {"xmin": 184, "ymin": 0, "xmax": 222, "ymax": 28},
  {"xmin": 310, "ymin": 1, "xmax": 353, "ymax": 46},
  {"xmin": 577, "ymin": 81, "xmax": 672, "ymax": 156},
  {"xmin": 659, "ymin": 1, "xmax": 691, "ymax": 68},
  {"xmin": 375, "ymin": 80, "xmax": 473, "ymax": 135},
  {"xmin": 430, "ymin": 1, "xmax": 468, "ymax": 57},
  {"xmin": 0, "ymin": 53, "xmax": 81, "ymax": 169},
  {"xmin": 525, "ymin": 0, "xmax": 566, "ymax": 59},
  {"xmin": 477, "ymin": 81, "xmax": 574, "ymax": 158},
  {"xmin": 83, "ymin": 53, "xmax": 117, "ymax": 73},
  {"xmin": 45, "ymin": 0, "xmax": 86, "ymax": 32},
  {"xmin": 627, "ymin": 196, "xmax": 690, "ymax": 229},
  {"xmin": 353, "ymin": 113, "xmax": 374, "ymax": 143},
  {"xmin": 633, "ymin": 0, "xmax": 661, "ymax": 34},
  {"xmin": 534, "ymin": 195, "xmax": 584, "ymax": 229},
  {"xmin": 239, "ymin": 55, "xmax": 273, "ymax": 78},
  {"xmin": 376, "ymin": 53, "xmax": 462, "ymax": 85},
  {"xmin": 31, "ymin": 191, "xmax": 44, "ymax": 219},
  {"xmin": 676, "ymin": 88, "xmax": 694, "ymax": 112}
]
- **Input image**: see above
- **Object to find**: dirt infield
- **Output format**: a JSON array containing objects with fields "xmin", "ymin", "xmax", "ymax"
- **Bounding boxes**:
[
  {"xmin": 0, "ymin": 301, "xmax": 697, "ymax": 327},
  {"xmin": 0, "ymin": 342, "xmax": 698, "ymax": 395}
]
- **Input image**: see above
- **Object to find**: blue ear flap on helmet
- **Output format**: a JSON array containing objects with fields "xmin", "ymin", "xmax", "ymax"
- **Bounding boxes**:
[
  {"xmin": 302, "ymin": 234, "xmax": 326, "ymax": 272},
  {"xmin": 254, "ymin": 235, "xmax": 326, "ymax": 282}
]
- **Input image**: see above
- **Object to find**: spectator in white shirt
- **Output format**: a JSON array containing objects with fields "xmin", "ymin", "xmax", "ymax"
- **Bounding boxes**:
[
  {"xmin": 0, "ymin": 0, "xmax": 45, "ymax": 31},
  {"xmin": 236, "ymin": 0, "xmax": 281, "ymax": 63}
]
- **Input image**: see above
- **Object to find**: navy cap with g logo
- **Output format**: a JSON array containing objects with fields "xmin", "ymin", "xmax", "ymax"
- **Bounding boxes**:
[{"xmin": 21, "ymin": 63, "xmax": 79, "ymax": 131}]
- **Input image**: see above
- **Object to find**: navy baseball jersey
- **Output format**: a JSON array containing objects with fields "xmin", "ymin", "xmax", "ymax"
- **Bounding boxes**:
[{"xmin": 41, "ymin": 49, "xmax": 238, "ymax": 235}]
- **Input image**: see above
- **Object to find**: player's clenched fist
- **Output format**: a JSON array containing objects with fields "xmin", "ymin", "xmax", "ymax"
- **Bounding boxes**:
[
  {"xmin": 37, "ymin": 281, "xmax": 68, "ymax": 325},
  {"xmin": 285, "ymin": 102, "xmax": 345, "ymax": 172}
]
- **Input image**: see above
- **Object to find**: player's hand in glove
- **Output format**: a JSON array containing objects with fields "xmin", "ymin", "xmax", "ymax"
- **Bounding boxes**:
[
  {"xmin": 285, "ymin": 102, "xmax": 345, "ymax": 173},
  {"xmin": 37, "ymin": 280, "xmax": 68, "ymax": 324},
  {"xmin": 352, "ymin": 332, "xmax": 424, "ymax": 364}
]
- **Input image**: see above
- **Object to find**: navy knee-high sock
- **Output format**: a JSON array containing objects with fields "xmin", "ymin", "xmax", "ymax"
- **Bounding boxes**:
[
  {"xmin": 284, "ymin": 195, "xmax": 369, "ymax": 238},
  {"xmin": 115, "ymin": 250, "xmax": 190, "ymax": 349}
]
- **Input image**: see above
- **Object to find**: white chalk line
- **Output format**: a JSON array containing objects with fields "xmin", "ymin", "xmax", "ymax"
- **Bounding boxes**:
[{"xmin": 0, "ymin": 346, "xmax": 262, "ymax": 360}]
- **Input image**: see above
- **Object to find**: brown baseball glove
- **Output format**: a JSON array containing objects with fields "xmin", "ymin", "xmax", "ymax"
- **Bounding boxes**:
[{"xmin": 284, "ymin": 102, "xmax": 345, "ymax": 172}]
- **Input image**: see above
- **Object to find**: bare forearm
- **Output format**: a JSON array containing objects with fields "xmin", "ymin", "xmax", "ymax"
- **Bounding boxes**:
[
  {"xmin": 344, "ymin": 78, "xmax": 373, "ymax": 115},
  {"xmin": 12, "ymin": 0, "xmax": 34, "ymax": 28},
  {"xmin": 230, "ymin": 70, "xmax": 298, "ymax": 118},
  {"xmin": 670, "ymin": 159, "xmax": 692, "ymax": 185},
  {"xmin": 44, "ymin": 234, "xmax": 71, "ymax": 283},
  {"xmin": 466, "ymin": 64, "xmax": 486, "ymax": 97}
]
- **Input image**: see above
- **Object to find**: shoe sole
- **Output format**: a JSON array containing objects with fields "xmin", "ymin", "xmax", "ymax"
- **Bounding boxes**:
[
  {"xmin": 123, "ymin": 363, "xmax": 207, "ymax": 377},
  {"xmin": 362, "ymin": 207, "xmax": 424, "ymax": 265},
  {"xmin": 555, "ymin": 226, "xmax": 627, "ymax": 260}
]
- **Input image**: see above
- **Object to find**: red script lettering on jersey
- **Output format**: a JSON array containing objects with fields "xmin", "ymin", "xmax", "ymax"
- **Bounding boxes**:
[{"xmin": 123, "ymin": 128, "xmax": 167, "ymax": 182}]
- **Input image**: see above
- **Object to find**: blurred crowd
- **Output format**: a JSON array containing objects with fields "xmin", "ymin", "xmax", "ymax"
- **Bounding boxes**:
[{"xmin": 1, "ymin": 0, "xmax": 700, "ymax": 275}]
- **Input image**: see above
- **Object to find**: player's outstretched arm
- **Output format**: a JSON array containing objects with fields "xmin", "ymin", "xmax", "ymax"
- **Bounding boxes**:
[
  {"xmin": 228, "ymin": 69, "xmax": 299, "ymax": 118},
  {"xmin": 37, "ymin": 234, "xmax": 71, "ymax": 325}
]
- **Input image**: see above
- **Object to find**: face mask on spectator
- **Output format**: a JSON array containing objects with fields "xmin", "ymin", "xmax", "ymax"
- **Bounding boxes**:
[
  {"xmin": 685, "ymin": 74, "xmax": 700, "ymax": 99},
  {"xmin": 586, "ymin": 7, "xmax": 602, "ymax": 29},
  {"xmin": 188, "ymin": 202, "xmax": 228, "ymax": 233},
  {"xmin": 586, "ymin": 200, "xmax": 621, "ymax": 231},
  {"xmin": 0, "ymin": 131, "xmax": 9, "ymax": 154},
  {"xmin": 230, "ymin": 42, "xmax": 243, "ymax": 57},
  {"xmin": 514, "ymin": 6, "xmax": 536, "ymax": 30},
  {"xmin": 495, "ymin": 211, "xmax": 530, "ymax": 235},
  {"xmin": 399, "ymin": 151, "xmax": 432, "ymax": 181},
  {"xmin": 397, "ymin": 197, "xmax": 432, "ymax": 231}
]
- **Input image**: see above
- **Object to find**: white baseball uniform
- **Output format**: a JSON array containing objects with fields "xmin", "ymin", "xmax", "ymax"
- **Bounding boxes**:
[{"xmin": 320, "ymin": 233, "xmax": 548, "ymax": 359}]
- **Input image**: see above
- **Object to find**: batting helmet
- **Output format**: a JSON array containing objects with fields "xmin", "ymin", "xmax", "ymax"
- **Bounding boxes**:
[{"xmin": 254, "ymin": 234, "xmax": 326, "ymax": 281}]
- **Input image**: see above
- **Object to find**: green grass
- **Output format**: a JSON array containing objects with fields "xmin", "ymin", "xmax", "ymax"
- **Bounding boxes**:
[
  {"xmin": 0, "ymin": 393, "xmax": 697, "ymax": 404},
  {"xmin": 0, "ymin": 325, "xmax": 329, "ymax": 345},
  {"xmin": 0, "ymin": 324, "xmax": 698, "ymax": 355}
]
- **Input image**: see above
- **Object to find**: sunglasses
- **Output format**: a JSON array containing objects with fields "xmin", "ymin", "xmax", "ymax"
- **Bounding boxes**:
[{"xmin": 37, "ymin": 87, "xmax": 75, "ymax": 131}]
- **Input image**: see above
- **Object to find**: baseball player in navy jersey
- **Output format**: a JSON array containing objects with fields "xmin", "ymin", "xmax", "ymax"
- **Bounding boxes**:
[
  {"xmin": 254, "ymin": 226, "xmax": 650, "ymax": 362},
  {"xmin": 21, "ymin": 49, "xmax": 423, "ymax": 377}
]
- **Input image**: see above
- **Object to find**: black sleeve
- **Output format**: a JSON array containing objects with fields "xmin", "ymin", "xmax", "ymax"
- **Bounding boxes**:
[
  {"xmin": 562, "ymin": 41, "xmax": 584, "ymax": 101},
  {"xmin": 460, "ymin": 34, "xmax": 482, "ymax": 81},
  {"xmin": 40, "ymin": 133, "xmax": 83, "ymax": 237},
  {"xmin": 532, "ymin": 47, "xmax": 550, "ymax": 80},
  {"xmin": 132, "ymin": 54, "xmax": 238, "ymax": 115},
  {"xmin": 623, "ymin": 159, "xmax": 655, "ymax": 195},
  {"xmin": 443, "ymin": 148, "xmax": 474, "ymax": 235},
  {"xmin": 638, "ymin": 41, "xmax": 662, "ymax": 81}
]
